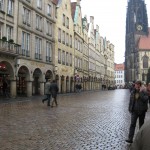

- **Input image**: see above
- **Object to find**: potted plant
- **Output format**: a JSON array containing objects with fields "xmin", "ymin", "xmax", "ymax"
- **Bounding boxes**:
[
  {"xmin": 2, "ymin": 36, "xmax": 7, "ymax": 42},
  {"xmin": 8, "ymin": 39, "xmax": 14, "ymax": 43}
]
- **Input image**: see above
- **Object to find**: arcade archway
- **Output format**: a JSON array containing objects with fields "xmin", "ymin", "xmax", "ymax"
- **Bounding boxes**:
[
  {"xmin": 33, "ymin": 68, "xmax": 42, "ymax": 95},
  {"xmin": 0, "ymin": 61, "xmax": 14, "ymax": 96},
  {"xmin": 17, "ymin": 66, "xmax": 29, "ymax": 96}
]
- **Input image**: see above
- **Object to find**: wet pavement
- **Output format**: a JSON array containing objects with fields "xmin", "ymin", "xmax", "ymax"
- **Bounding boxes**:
[{"xmin": 0, "ymin": 89, "xmax": 150, "ymax": 150}]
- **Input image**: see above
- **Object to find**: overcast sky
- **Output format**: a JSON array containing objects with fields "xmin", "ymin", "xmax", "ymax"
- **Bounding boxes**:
[{"xmin": 71, "ymin": 0, "xmax": 150, "ymax": 64}]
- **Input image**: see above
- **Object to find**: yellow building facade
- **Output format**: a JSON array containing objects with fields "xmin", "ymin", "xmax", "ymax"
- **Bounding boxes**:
[{"xmin": 0, "ymin": 0, "xmax": 115, "ymax": 98}]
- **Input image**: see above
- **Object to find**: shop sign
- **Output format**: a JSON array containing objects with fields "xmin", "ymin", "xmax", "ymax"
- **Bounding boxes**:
[{"xmin": 30, "ymin": 61, "xmax": 45, "ymax": 67}]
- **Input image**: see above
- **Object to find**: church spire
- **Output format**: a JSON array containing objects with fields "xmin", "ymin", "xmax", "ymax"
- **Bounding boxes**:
[
  {"xmin": 125, "ymin": 0, "xmax": 149, "ymax": 82},
  {"xmin": 126, "ymin": 0, "xmax": 149, "ymax": 35}
]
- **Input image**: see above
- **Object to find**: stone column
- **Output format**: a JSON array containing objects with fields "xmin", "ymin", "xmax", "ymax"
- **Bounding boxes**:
[
  {"xmin": 58, "ymin": 78, "xmax": 61, "ymax": 93},
  {"xmin": 67, "ymin": 79, "xmax": 70, "ymax": 92},
  {"xmin": 27, "ymin": 81, "xmax": 32, "ymax": 97},
  {"xmin": 10, "ymin": 80, "xmax": 16, "ymax": 98},
  {"xmin": 40, "ymin": 82, "xmax": 44, "ymax": 95},
  {"xmin": 63, "ymin": 78, "xmax": 66, "ymax": 93}
]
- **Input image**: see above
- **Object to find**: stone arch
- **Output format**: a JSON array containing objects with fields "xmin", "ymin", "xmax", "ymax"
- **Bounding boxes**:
[
  {"xmin": 45, "ymin": 70, "xmax": 53, "ymax": 81},
  {"xmin": 0, "ymin": 61, "xmax": 14, "ymax": 79},
  {"xmin": 32, "ymin": 68, "xmax": 43, "ymax": 95},
  {"xmin": 0, "ymin": 61, "xmax": 14, "ymax": 96},
  {"xmin": 17, "ymin": 65, "xmax": 30, "ymax": 96}
]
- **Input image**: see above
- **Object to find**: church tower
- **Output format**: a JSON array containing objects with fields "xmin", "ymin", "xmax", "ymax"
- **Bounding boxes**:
[{"xmin": 125, "ymin": 0, "xmax": 149, "ymax": 83}]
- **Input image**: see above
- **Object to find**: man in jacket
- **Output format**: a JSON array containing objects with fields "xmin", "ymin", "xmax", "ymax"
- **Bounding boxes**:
[
  {"xmin": 49, "ymin": 80, "xmax": 59, "ymax": 107},
  {"xmin": 130, "ymin": 119, "xmax": 150, "ymax": 150},
  {"xmin": 126, "ymin": 81, "xmax": 148, "ymax": 143},
  {"xmin": 42, "ymin": 79, "xmax": 51, "ymax": 106}
]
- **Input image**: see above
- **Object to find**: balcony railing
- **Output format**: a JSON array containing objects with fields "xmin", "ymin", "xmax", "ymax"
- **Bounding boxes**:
[
  {"xmin": 35, "ymin": 53, "xmax": 42, "ymax": 60},
  {"xmin": 0, "ymin": 39, "xmax": 21, "ymax": 55}
]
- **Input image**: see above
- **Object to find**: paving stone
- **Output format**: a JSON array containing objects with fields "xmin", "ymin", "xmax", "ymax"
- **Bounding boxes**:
[{"xmin": 0, "ymin": 90, "xmax": 150, "ymax": 150}]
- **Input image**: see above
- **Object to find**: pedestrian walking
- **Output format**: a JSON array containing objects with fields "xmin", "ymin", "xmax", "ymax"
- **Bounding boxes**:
[
  {"xmin": 130, "ymin": 119, "xmax": 150, "ymax": 150},
  {"xmin": 75, "ymin": 83, "xmax": 79, "ymax": 92},
  {"xmin": 78, "ymin": 84, "xmax": 82, "ymax": 92},
  {"xmin": 42, "ymin": 79, "xmax": 51, "ymax": 106},
  {"xmin": 126, "ymin": 81, "xmax": 149, "ymax": 144},
  {"xmin": 2, "ymin": 79, "xmax": 10, "ymax": 98},
  {"xmin": 147, "ymin": 83, "xmax": 150, "ymax": 105},
  {"xmin": 49, "ymin": 80, "xmax": 59, "ymax": 107}
]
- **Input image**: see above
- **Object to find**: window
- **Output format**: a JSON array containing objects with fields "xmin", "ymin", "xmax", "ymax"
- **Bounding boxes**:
[
  {"xmin": 63, "ymin": 14, "xmax": 65, "ymax": 26},
  {"xmin": 0, "ymin": 23, "xmax": 3, "ymax": 38},
  {"xmin": 75, "ymin": 57, "xmax": 77, "ymax": 67},
  {"xmin": 47, "ymin": 21, "xmax": 52, "ymax": 36},
  {"xmin": 22, "ymin": 31, "xmax": 30, "ymax": 56},
  {"xmin": 80, "ymin": 42, "xmax": 82, "ymax": 52},
  {"xmin": 58, "ymin": 49, "xmax": 61, "ymax": 63},
  {"xmin": 22, "ymin": 7, "xmax": 31, "ymax": 26},
  {"xmin": 75, "ymin": 39, "xmax": 77, "ymax": 49},
  {"xmin": 66, "ymin": 52, "xmax": 69, "ymax": 65},
  {"xmin": 65, "ymin": 4, "xmax": 67, "ymax": 9},
  {"xmin": 6, "ymin": 25, "xmax": 13, "ymax": 40},
  {"xmin": 70, "ymin": 35, "xmax": 72, "ymax": 47},
  {"xmin": 36, "ymin": 14, "xmax": 42, "ymax": 31},
  {"xmin": 0, "ymin": 0, "xmax": 4, "ymax": 11},
  {"xmin": 77, "ymin": 40, "xmax": 80, "ymax": 50},
  {"xmin": 58, "ymin": 28, "xmax": 61, "ymax": 42},
  {"xmin": 7, "ymin": 0, "xmax": 14, "ymax": 16},
  {"xmin": 35, "ymin": 37, "xmax": 42, "ymax": 60},
  {"xmin": 62, "ymin": 51, "xmax": 65, "ymax": 65},
  {"xmin": 143, "ymin": 56, "xmax": 148, "ymax": 68},
  {"xmin": 47, "ymin": 4, "xmax": 51, "ymax": 16},
  {"xmin": 66, "ymin": 33, "xmax": 69, "ymax": 46},
  {"xmin": 46, "ymin": 42, "xmax": 52, "ymax": 62},
  {"xmin": 62, "ymin": 31, "xmax": 65, "ymax": 44},
  {"xmin": 37, "ymin": 0, "xmax": 42, "ymax": 9},
  {"xmin": 70, "ymin": 53, "xmax": 72, "ymax": 66},
  {"xmin": 66, "ymin": 17, "xmax": 69, "ymax": 28}
]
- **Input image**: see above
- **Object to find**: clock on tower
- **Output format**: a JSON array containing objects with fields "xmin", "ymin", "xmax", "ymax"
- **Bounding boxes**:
[{"xmin": 136, "ymin": 24, "xmax": 143, "ymax": 31}]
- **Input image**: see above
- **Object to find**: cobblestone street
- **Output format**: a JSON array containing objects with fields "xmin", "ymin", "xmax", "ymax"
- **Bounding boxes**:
[{"xmin": 0, "ymin": 89, "xmax": 150, "ymax": 150}]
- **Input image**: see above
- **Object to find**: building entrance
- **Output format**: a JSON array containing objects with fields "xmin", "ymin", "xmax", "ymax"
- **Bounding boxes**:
[
  {"xmin": 0, "ymin": 62, "xmax": 10, "ymax": 97},
  {"xmin": 17, "ymin": 66, "xmax": 28, "ymax": 96}
]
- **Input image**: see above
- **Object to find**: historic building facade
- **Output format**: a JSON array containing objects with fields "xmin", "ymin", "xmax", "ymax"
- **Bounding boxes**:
[
  {"xmin": 95, "ymin": 25, "xmax": 102, "ymax": 89},
  {"xmin": 136, "ymin": 28, "xmax": 150, "ymax": 82},
  {"xmin": 0, "ymin": 0, "xmax": 57, "ymax": 97},
  {"xmin": 0, "ymin": 0, "xmax": 115, "ymax": 97},
  {"xmin": 54, "ymin": 0, "xmax": 75, "ymax": 93},
  {"xmin": 88, "ymin": 16, "xmax": 96, "ymax": 90},
  {"xmin": 115, "ymin": 63, "xmax": 125, "ymax": 88},
  {"xmin": 125, "ymin": 0, "xmax": 149, "ymax": 83},
  {"xmin": 82, "ymin": 15, "xmax": 89, "ymax": 90},
  {"xmin": 106, "ymin": 41, "xmax": 115, "ymax": 86},
  {"xmin": 71, "ymin": 0, "xmax": 84, "ymax": 91}
]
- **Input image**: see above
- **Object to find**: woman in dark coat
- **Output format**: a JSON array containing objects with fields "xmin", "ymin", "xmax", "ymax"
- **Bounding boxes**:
[{"xmin": 49, "ymin": 80, "xmax": 59, "ymax": 107}]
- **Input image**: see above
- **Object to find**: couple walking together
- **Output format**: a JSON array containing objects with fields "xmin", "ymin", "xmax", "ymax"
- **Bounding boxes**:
[{"xmin": 42, "ymin": 79, "xmax": 59, "ymax": 107}]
